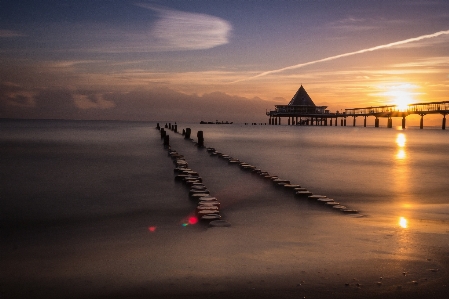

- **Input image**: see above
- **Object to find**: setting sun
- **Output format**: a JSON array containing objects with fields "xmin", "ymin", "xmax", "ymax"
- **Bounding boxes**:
[{"xmin": 382, "ymin": 83, "xmax": 419, "ymax": 111}]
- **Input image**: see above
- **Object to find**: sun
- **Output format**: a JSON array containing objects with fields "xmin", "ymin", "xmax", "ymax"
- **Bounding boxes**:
[
  {"xmin": 381, "ymin": 83, "xmax": 418, "ymax": 111},
  {"xmin": 389, "ymin": 90, "xmax": 413, "ymax": 111}
]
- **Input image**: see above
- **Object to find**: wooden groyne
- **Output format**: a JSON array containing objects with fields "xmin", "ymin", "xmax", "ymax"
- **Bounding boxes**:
[
  {"xmin": 156, "ymin": 123, "xmax": 361, "ymax": 218},
  {"xmin": 267, "ymin": 101, "xmax": 449, "ymax": 129}
]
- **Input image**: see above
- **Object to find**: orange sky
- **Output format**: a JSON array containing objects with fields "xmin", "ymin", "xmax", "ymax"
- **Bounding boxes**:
[{"xmin": 1, "ymin": 1, "xmax": 448, "ymax": 125}]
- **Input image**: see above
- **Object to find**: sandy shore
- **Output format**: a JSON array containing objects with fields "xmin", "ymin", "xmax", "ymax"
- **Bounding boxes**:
[{"xmin": 2, "ymin": 200, "xmax": 448, "ymax": 299}]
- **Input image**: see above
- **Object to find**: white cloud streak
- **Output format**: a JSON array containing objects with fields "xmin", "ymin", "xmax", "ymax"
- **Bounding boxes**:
[
  {"xmin": 233, "ymin": 29, "xmax": 449, "ymax": 83},
  {"xmin": 137, "ymin": 4, "xmax": 232, "ymax": 50}
]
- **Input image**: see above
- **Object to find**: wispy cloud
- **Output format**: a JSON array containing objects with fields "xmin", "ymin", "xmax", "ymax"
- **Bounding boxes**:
[
  {"xmin": 136, "ymin": 3, "xmax": 232, "ymax": 50},
  {"xmin": 233, "ymin": 29, "xmax": 449, "ymax": 83},
  {"xmin": 0, "ymin": 29, "xmax": 26, "ymax": 38}
]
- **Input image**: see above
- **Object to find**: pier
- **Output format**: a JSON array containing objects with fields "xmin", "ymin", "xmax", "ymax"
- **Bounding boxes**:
[{"xmin": 266, "ymin": 85, "xmax": 449, "ymax": 129}]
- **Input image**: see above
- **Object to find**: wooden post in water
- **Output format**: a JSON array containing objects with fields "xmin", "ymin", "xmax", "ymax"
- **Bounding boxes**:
[
  {"xmin": 156, "ymin": 123, "xmax": 160, "ymax": 130},
  {"xmin": 387, "ymin": 118, "xmax": 393, "ymax": 128},
  {"xmin": 160, "ymin": 128, "xmax": 166, "ymax": 139},
  {"xmin": 420, "ymin": 114, "xmax": 424, "ymax": 129},
  {"xmin": 185, "ymin": 128, "xmax": 191, "ymax": 139},
  {"xmin": 353, "ymin": 116, "xmax": 356, "ymax": 127},
  {"xmin": 163, "ymin": 135, "xmax": 169, "ymax": 146},
  {"xmin": 288, "ymin": 118, "xmax": 290, "ymax": 125},
  {"xmin": 363, "ymin": 116, "xmax": 367, "ymax": 127},
  {"xmin": 344, "ymin": 118, "xmax": 347, "ymax": 126},
  {"xmin": 375, "ymin": 118, "xmax": 379, "ymax": 127},
  {"xmin": 197, "ymin": 131, "xmax": 204, "ymax": 147},
  {"xmin": 402, "ymin": 117, "xmax": 406, "ymax": 129},
  {"xmin": 442, "ymin": 114, "xmax": 446, "ymax": 130}
]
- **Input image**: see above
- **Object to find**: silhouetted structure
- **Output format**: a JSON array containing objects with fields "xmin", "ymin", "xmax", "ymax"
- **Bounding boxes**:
[
  {"xmin": 266, "ymin": 85, "xmax": 331, "ymax": 125},
  {"xmin": 266, "ymin": 84, "xmax": 449, "ymax": 129}
]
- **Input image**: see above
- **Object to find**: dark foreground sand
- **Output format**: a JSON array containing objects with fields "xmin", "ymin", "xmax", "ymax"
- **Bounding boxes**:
[{"xmin": 2, "ymin": 199, "xmax": 448, "ymax": 299}]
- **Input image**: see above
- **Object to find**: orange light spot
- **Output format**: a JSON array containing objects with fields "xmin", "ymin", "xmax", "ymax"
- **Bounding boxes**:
[{"xmin": 148, "ymin": 226, "xmax": 157, "ymax": 232}]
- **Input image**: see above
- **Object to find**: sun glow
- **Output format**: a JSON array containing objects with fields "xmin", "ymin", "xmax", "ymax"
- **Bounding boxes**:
[
  {"xmin": 381, "ymin": 83, "xmax": 419, "ymax": 111},
  {"xmin": 399, "ymin": 217, "xmax": 408, "ymax": 228}
]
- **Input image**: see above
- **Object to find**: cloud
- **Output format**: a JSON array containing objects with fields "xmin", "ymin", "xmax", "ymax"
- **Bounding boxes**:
[
  {"xmin": 136, "ymin": 4, "xmax": 232, "ymax": 50},
  {"xmin": 233, "ymin": 29, "xmax": 449, "ymax": 83},
  {"xmin": 0, "ymin": 29, "xmax": 26, "ymax": 38},
  {"xmin": 73, "ymin": 94, "xmax": 116, "ymax": 110},
  {"xmin": 0, "ymin": 86, "xmax": 276, "ymax": 123}
]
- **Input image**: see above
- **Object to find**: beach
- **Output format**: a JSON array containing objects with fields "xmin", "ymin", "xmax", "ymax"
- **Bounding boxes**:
[{"xmin": 1, "ymin": 119, "xmax": 448, "ymax": 298}]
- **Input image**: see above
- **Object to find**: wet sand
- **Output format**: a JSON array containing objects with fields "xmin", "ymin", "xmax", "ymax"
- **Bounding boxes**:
[{"xmin": 2, "ymin": 199, "xmax": 448, "ymax": 299}]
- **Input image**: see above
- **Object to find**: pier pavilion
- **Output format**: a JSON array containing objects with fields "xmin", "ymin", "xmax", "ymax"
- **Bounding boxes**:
[
  {"xmin": 266, "ymin": 85, "xmax": 449, "ymax": 129},
  {"xmin": 266, "ymin": 85, "xmax": 344, "ymax": 126}
]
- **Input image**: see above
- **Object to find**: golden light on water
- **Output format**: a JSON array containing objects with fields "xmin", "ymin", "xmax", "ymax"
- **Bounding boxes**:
[
  {"xmin": 395, "ymin": 133, "xmax": 406, "ymax": 160},
  {"xmin": 399, "ymin": 217, "xmax": 408, "ymax": 228},
  {"xmin": 396, "ymin": 149, "xmax": 406, "ymax": 159},
  {"xmin": 396, "ymin": 133, "xmax": 406, "ymax": 147}
]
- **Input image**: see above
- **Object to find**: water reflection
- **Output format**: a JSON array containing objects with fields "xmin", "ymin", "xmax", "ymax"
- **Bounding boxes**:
[
  {"xmin": 399, "ymin": 216, "xmax": 408, "ymax": 228},
  {"xmin": 393, "ymin": 133, "xmax": 410, "ymax": 229},
  {"xmin": 395, "ymin": 133, "xmax": 406, "ymax": 160},
  {"xmin": 396, "ymin": 149, "xmax": 406, "ymax": 160},
  {"xmin": 396, "ymin": 133, "xmax": 406, "ymax": 148}
]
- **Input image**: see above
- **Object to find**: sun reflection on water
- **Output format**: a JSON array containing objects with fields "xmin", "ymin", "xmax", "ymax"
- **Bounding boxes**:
[
  {"xmin": 399, "ymin": 216, "xmax": 408, "ymax": 228},
  {"xmin": 396, "ymin": 133, "xmax": 406, "ymax": 148}
]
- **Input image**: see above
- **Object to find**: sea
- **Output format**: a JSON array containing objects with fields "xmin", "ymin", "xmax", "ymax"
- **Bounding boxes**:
[
  {"xmin": 1, "ymin": 119, "xmax": 448, "ymax": 228},
  {"xmin": 1, "ymin": 119, "xmax": 448, "ymax": 298}
]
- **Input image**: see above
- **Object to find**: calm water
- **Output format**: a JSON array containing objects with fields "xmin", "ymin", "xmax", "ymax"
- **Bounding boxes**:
[{"xmin": 1, "ymin": 119, "xmax": 448, "ymax": 228}]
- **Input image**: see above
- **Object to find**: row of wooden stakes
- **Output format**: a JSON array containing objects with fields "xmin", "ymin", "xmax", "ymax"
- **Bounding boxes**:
[{"xmin": 205, "ymin": 147, "xmax": 360, "ymax": 215}]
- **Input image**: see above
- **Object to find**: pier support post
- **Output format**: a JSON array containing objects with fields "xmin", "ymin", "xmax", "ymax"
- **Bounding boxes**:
[
  {"xmin": 442, "ymin": 115, "xmax": 446, "ymax": 130},
  {"xmin": 420, "ymin": 114, "xmax": 424, "ymax": 129},
  {"xmin": 296, "ymin": 117, "xmax": 298, "ymax": 125},
  {"xmin": 197, "ymin": 131, "xmax": 204, "ymax": 147},
  {"xmin": 387, "ymin": 118, "xmax": 392, "ymax": 128},
  {"xmin": 344, "ymin": 118, "xmax": 347, "ymax": 126},
  {"xmin": 185, "ymin": 128, "xmax": 191, "ymax": 139},
  {"xmin": 340, "ymin": 119, "xmax": 343, "ymax": 126},
  {"xmin": 288, "ymin": 118, "xmax": 290, "ymax": 126},
  {"xmin": 353, "ymin": 116, "xmax": 356, "ymax": 127},
  {"xmin": 278, "ymin": 117, "xmax": 281, "ymax": 125},
  {"xmin": 160, "ymin": 128, "xmax": 166, "ymax": 139},
  {"xmin": 174, "ymin": 124, "xmax": 177, "ymax": 133},
  {"xmin": 363, "ymin": 116, "xmax": 367, "ymax": 127},
  {"xmin": 375, "ymin": 118, "xmax": 379, "ymax": 127},
  {"xmin": 156, "ymin": 123, "xmax": 160, "ymax": 130},
  {"xmin": 402, "ymin": 117, "xmax": 406, "ymax": 129},
  {"xmin": 163, "ymin": 135, "xmax": 170, "ymax": 146}
]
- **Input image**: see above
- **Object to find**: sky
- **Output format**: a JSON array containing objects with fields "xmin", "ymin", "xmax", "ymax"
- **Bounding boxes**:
[{"xmin": 1, "ymin": 0, "xmax": 449, "ymax": 123}]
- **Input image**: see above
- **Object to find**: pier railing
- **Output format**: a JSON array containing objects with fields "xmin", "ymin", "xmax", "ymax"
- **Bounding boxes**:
[{"xmin": 266, "ymin": 100, "xmax": 449, "ymax": 129}]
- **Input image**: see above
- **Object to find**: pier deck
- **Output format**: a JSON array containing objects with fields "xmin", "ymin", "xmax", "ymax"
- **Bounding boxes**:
[{"xmin": 267, "ymin": 101, "xmax": 449, "ymax": 129}]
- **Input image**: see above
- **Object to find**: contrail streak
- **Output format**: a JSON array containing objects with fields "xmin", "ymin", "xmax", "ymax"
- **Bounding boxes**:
[{"xmin": 232, "ymin": 29, "xmax": 449, "ymax": 83}]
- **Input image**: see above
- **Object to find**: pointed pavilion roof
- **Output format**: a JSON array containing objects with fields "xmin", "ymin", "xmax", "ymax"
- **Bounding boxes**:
[{"xmin": 288, "ymin": 85, "xmax": 316, "ymax": 106}]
